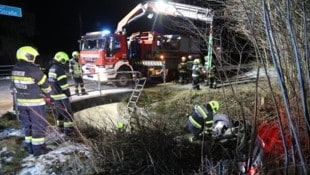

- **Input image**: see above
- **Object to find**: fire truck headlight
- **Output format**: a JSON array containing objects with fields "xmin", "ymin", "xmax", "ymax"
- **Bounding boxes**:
[{"xmin": 160, "ymin": 55, "xmax": 164, "ymax": 60}]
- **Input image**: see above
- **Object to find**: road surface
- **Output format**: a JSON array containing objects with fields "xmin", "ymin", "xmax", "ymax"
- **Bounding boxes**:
[{"xmin": 0, "ymin": 77, "xmax": 133, "ymax": 116}]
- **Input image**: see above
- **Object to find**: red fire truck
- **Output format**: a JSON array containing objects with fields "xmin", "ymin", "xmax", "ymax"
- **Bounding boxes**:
[{"xmin": 79, "ymin": 1, "xmax": 213, "ymax": 87}]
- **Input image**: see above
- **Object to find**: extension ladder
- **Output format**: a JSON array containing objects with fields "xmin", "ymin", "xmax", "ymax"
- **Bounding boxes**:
[{"xmin": 127, "ymin": 78, "xmax": 147, "ymax": 113}]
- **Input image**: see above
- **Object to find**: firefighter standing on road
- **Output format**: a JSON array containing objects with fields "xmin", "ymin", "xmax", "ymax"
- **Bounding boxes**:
[
  {"xmin": 48, "ymin": 51, "xmax": 74, "ymax": 136},
  {"xmin": 178, "ymin": 56, "xmax": 188, "ymax": 84},
  {"xmin": 192, "ymin": 58, "xmax": 203, "ymax": 90},
  {"xmin": 69, "ymin": 51, "xmax": 87, "ymax": 96},
  {"xmin": 11, "ymin": 46, "xmax": 53, "ymax": 156}
]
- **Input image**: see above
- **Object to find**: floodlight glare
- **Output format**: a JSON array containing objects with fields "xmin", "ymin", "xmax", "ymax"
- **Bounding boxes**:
[
  {"xmin": 101, "ymin": 29, "xmax": 111, "ymax": 36},
  {"xmin": 154, "ymin": 1, "xmax": 176, "ymax": 15}
]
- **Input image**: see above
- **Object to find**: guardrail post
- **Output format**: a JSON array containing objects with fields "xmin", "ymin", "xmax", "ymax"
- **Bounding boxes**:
[
  {"xmin": 97, "ymin": 73, "xmax": 102, "ymax": 95},
  {"xmin": 162, "ymin": 61, "xmax": 166, "ymax": 85}
]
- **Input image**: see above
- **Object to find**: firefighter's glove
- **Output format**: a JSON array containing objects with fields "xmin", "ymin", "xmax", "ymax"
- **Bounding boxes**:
[{"xmin": 45, "ymin": 97, "xmax": 53, "ymax": 104}]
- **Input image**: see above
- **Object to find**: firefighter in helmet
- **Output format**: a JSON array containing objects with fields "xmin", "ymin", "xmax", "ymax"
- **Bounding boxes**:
[
  {"xmin": 187, "ymin": 100, "xmax": 220, "ymax": 138},
  {"xmin": 48, "ymin": 51, "xmax": 74, "ymax": 136},
  {"xmin": 204, "ymin": 55, "xmax": 217, "ymax": 88},
  {"xmin": 11, "ymin": 46, "xmax": 53, "ymax": 156},
  {"xmin": 178, "ymin": 56, "xmax": 188, "ymax": 84},
  {"xmin": 192, "ymin": 58, "xmax": 203, "ymax": 90},
  {"xmin": 69, "ymin": 51, "xmax": 87, "ymax": 96},
  {"xmin": 186, "ymin": 55, "xmax": 193, "ymax": 82}
]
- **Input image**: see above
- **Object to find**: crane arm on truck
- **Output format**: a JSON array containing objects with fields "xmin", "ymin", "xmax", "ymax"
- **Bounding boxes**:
[{"xmin": 115, "ymin": 1, "xmax": 214, "ymax": 34}]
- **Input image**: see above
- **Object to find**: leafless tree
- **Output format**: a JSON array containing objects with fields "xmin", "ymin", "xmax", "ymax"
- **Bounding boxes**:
[{"xmin": 164, "ymin": 0, "xmax": 310, "ymax": 174}]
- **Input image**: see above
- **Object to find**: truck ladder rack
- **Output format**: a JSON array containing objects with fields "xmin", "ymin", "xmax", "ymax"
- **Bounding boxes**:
[{"xmin": 127, "ymin": 78, "xmax": 147, "ymax": 113}]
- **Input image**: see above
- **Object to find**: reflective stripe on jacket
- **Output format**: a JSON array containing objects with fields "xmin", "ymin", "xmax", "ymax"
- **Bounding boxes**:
[
  {"xmin": 69, "ymin": 58, "xmax": 82, "ymax": 77},
  {"xmin": 188, "ymin": 104, "xmax": 214, "ymax": 130},
  {"xmin": 11, "ymin": 61, "xmax": 52, "ymax": 106},
  {"xmin": 192, "ymin": 64, "xmax": 202, "ymax": 77},
  {"xmin": 48, "ymin": 62, "xmax": 71, "ymax": 100},
  {"xmin": 178, "ymin": 62, "xmax": 187, "ymax": 73}
]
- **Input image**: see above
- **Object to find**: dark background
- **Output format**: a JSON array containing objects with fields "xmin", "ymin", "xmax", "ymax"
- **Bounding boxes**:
[
  {"xmin": 0, "ymin": 0, "xmax": 149, "ymax": 64},
  {"xmin": 0, "ymin": 0, "xmax": 204, "ymax": 65}
]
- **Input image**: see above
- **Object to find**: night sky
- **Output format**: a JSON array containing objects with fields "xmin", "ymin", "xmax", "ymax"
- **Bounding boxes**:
[
  {"xmin": 1, "ymin": 0, "xmax": 195, "ymax": 65},
  {"xmin": 27, "ymin": 0, "xmax": 145, "ymax": 54},
  {"xmin": 1, "ymin": 0, "xmax": 147, "ymax": 56}
]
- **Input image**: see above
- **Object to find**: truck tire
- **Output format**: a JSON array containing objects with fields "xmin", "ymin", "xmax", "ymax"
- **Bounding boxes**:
[{"xmin": 116, "ymin": 73, "xmax": 131, "ymax": 87}]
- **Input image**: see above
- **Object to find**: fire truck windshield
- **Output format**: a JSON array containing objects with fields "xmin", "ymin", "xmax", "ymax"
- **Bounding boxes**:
[{"xmin": 80, "ymin": 39, "xmax": 106, "ymax": 50}]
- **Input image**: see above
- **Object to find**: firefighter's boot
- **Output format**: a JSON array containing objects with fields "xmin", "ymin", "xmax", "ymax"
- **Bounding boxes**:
[
  {"xmin": 193, "ymin": 84, "xmax": 201, "ymax": 90},
  {"xmin": 81, "ymin": 88, "xmax": 88, "ymax": 95},
  {"xmin": 23, "ymin": 142, "xmax": 33, "ymax": 154},
  {"xmin": 33, "ymin": 144, "xmax": 51, "ymax": 156},
  {"xmin": 57, "ymin": 120, "xmax": 64, "ymax": 133},
  {"xmin": 64, "ymin": 127, "xmax": 75, "ymax": 137},
  {"xmin": 75, "ymin": 89, "xmax": 80, "ymax": 96}
]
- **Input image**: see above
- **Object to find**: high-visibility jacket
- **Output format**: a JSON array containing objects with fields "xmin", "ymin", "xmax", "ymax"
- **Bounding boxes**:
[
  {"xmin": 186, "ymin": 60, "xmax": 193, "ymax": 72},
  {"xmin": 178, "ymin": 62, "xmax": 187, "ymax": 73},
  {"xmin": 48, "ymin": 62, "xmax": 71, "ymax": 100},
  {"xmin": 69, "ymin": 58, "xmax": 82, "ymax": 77},
  {"xmin": 11, "ymin": 61, "xmax": 52, "ymax": 106},
  {"xmin": 188, "ymin": 104, "xmax": 214, "ymax": 132},
  {"xmin": 192, "ymin": 63, "xmax": 203, "ymax": 78}
]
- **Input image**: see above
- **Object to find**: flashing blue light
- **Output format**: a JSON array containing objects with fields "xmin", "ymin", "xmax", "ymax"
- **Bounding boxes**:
[{"xmin": 101, "ymin": 29, "xmax": 111, "ymax": 36}]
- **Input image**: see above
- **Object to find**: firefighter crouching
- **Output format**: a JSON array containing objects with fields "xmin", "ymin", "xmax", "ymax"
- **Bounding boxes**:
[
  {"xmin": 187, "ymin": 100, "xmax": 220, "ymax": 138},
  {"xmin": 178, "ymin": 56, "xmax": 188, "ymax": 84},
  {"xmin": 192, "ymin": 58, "xmax": 203, "ymax": 90},
  {"xmin": 11, "ymin": 46, "xmax": 53, "ymax": 156},
  {"xmin": 48, "ymin": 51, "xmax": 75, "ymax": 136},
  {"xmin": 69, "ymin": 51, "xmax": 87, "ymax": 96}
]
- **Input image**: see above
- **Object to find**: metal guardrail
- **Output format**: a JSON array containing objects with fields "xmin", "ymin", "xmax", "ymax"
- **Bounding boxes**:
[
  {"xmin": 0, "ymin": 65, "xmax": 13, "ymax": 78},
  {"xmin": 72, "ymin": 71, "xmax": 143, "ymax": 95}
]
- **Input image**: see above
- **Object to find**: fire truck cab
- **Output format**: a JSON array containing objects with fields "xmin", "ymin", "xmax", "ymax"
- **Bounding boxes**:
[{"xmin": 79, "ymin": 31, "xmax": 134, "ymax": 87}]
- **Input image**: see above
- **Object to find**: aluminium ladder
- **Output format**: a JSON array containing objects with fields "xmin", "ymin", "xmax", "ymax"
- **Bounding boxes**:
[{"xmin": 127, "ymin": 78, "xmax": 147, "ymax": 113}]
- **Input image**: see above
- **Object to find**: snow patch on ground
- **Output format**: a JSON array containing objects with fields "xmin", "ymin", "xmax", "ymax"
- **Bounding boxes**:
[
  {"xmin": 239, "ymin": 67, "xmax": 277, "ymax": 79},
  {"xmin": 0, "ymin": 128, "xmax": 95, "ymax": 175},
  {"xmin": 19, "ymin": 142, "xmax": 92, "ymax": 175}
]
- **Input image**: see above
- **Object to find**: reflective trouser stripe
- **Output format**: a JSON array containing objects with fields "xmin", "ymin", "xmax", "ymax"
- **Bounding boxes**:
[
  {"xmin": 32, "ymin": 137, "xmax": 45, "ymax": 145},
  {"xmin": 64, "ymin": 121, "xmax": 73, "ymax": 128},
  {"xmin": 25, "ymin": 136, "xmax": 32, "ymax": 143},
  {"xmin": 57, "ymin": 120, "xmax": 63, "ymax": 126}
]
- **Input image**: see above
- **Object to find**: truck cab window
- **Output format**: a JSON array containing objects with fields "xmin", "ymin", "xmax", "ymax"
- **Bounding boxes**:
[{"xmin": 114, "ymin": 38, "xmax": 121, "ymax": 49}]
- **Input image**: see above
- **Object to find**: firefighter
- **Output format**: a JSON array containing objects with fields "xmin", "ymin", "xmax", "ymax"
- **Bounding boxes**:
[
  {"xmin": 192, "ymin": 58, "xmax": 203, "ymax": 90},
  {"xmin": 177, "ymin": 56, "xmax": 188, "ymax": 84},
  {"xmin": 48, "ymin": 51, "xmax": 74, "ymax": 136},
  {"xmin": 204, "ymin": 56, "xmax": 217, "ymax": 88},
  {"xmin": 187, "ymin": 100, "xmax": 220, "ymax": 138},
  {"xmin": 186, "ymin": 55, "xmax": 193, "ymax": 82},
  {"xmin": 11, "ymin": 46, "xmax": 53, "ymax": 156},
  {"xmin": 69, "ymin": 51, "xmax": 87, "ymax": 96}
]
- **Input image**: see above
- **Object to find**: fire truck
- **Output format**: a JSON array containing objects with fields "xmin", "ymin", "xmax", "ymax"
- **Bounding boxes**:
[{"xmin": 79, "ymin": 1, "xmax": 213, "ymax": 87}]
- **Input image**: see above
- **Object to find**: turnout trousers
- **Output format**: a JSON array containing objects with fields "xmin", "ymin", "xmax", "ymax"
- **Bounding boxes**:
[{"xmin": 53, "ymin": 98, "xmax": 74, "ymax": 136}]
